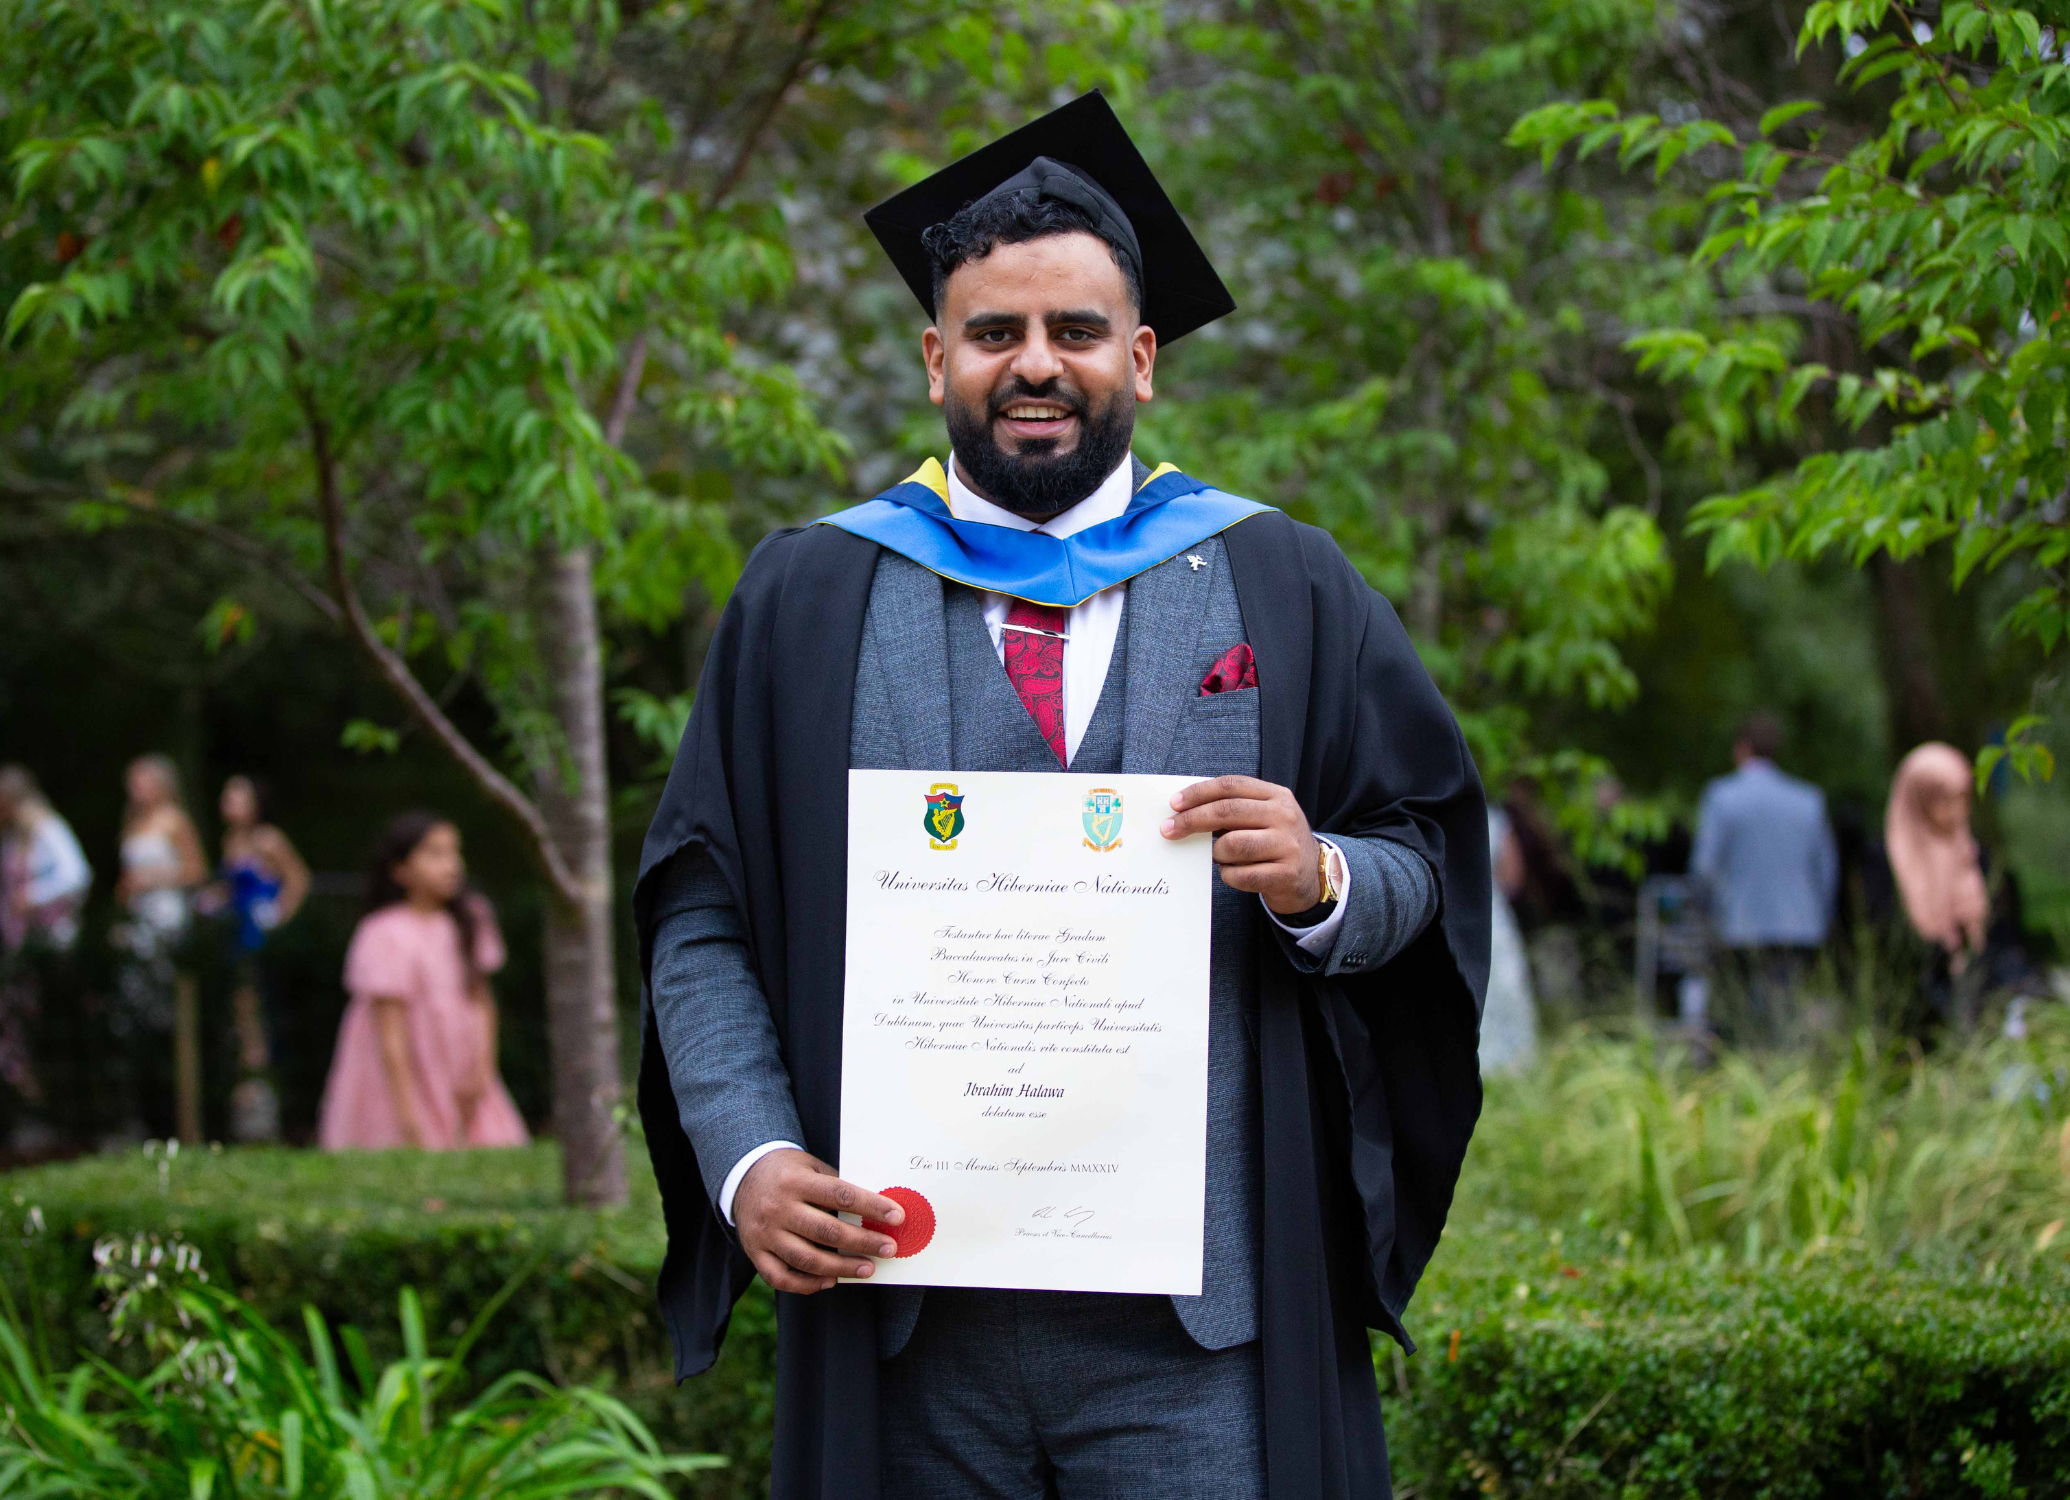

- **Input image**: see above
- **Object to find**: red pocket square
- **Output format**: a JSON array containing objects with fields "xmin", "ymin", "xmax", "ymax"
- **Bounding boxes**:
[{"xmin": 1199, "ymin": 642, "xmax": 1257, "ymax": 695}]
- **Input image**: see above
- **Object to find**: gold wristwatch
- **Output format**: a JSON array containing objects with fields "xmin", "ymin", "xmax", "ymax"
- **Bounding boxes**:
[{"xmin": 1315, "ymin": 837, "xmax": 1342, "ymax": 906}]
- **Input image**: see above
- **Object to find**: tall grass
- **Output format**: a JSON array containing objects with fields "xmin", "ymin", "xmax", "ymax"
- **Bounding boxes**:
[{"xmin": 1462, "ymin": 1006, "xmax": 2070, "ymax": 1272}]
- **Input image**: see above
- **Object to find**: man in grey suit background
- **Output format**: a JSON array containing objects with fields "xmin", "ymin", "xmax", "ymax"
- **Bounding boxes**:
[
  {"xmin": 1688, "ymin": 709, "xmax": 1839, "ymax": 1044},
  {"xmin": 634, "ymin": 94, "xmax": 1488, "ymax": 1500}
]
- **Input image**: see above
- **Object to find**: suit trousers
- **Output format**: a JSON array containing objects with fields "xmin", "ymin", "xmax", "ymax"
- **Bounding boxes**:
[{"xmin": 880, "ymin": 1288, "xmax": 1265, "ymax": 1500}]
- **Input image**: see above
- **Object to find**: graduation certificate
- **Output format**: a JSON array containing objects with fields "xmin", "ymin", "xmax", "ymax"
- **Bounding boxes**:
[{"xmin": 838, "ymin": 769, "xmax": 1213, "ymax": 1294}]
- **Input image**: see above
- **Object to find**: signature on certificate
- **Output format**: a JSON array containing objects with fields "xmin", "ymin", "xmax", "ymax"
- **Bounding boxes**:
[{"xmin": 1030, "ymin": 1204, "xmax": 1098, "ymax": 1229}]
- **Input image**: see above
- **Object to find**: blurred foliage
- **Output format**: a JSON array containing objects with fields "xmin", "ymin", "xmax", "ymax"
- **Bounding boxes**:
[
  {"xmin": 1129, "ymin": 0, "xmax": 1689, "ymax": 826},
  {"xmin": 1515, "ymin": 0, "xmax": 2070, "ymax": 784},
  {"xmin": 1463, "ymin": 1010, "xmax": 2070, "ymax": 1271},
  {"xmin": 2001, "ymin": 772, "xmax": 2070, "ymax": 945},
  {"xmin": 0, "ymin": 0, "xmax": 836, "ymax": 786}
]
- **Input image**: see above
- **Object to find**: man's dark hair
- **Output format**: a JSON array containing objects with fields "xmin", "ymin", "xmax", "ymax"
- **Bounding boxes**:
[
  {"xmin": 1738, "ymin": 710, "xmax": 1784, "ymax": 760},
  {"xmin": 921, "ymin": 193, "xmax": 1143, "ymax": 317}
]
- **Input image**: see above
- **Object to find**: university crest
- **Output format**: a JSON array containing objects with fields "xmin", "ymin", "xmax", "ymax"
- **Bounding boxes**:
[
  {"xmin": 923, "ymin": 784, "xmax": 965, "ymax": 850},
  {"xmin": 1082, "ymin": 788, "xmax": 1123, "ymax": 853}
]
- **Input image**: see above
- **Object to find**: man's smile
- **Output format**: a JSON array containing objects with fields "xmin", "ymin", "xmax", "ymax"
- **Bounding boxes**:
[{"xmin": 996, "ymin": 401, "xmax": 1080, "ymax": 443}]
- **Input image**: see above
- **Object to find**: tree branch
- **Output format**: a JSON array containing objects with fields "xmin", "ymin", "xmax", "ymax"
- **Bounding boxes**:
[
  {"xmin": 1602, "ymin": 385, "xmax": 1663, "ymax": 517},
  {"xmin": 604, "ymin": 329, "xmax": 650, "ymax": 446},
  {"xmin": 301, "ymin": 391, "xmax": 586, "ymax": 910},
  {"xmin": 706, "ymin": 0, "xmax": 839, "ymax": 210}
]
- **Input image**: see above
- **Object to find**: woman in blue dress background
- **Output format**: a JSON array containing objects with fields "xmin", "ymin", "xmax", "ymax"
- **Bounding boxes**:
[{"xmin": 203, "ymin": 775, "xmax": 309, "ymax": 1141}]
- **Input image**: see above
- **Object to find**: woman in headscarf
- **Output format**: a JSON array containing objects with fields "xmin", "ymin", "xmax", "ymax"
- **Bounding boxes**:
[{"xmin": 1884, "ymin": 742, "xmax": 1990, "ymax": 1033}]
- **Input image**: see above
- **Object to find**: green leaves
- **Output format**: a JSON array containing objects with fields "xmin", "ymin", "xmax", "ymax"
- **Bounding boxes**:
[
  {"xmin": 1507, "ymin": 100, "xmax": 1733, "ymax": 180},
  {"xmin": 1112, "ymin": 0, "xmax": 1691, "ymax": 837},
  {"xmin": 1, "ymin": 0, "xmax": 845, "ymax": 825},
  {"xmin": 1976, "ymin": 714, "xmax": 2056, "ymax": 786},
  {"xmin": 1507, "ymin": 98, "xmax": 1621, "ymax": 168},
  {"xmin": 1758, "ymin": 99, "xmax": 1822, "ymax": 137},
  {"xmin": 0, "ymin": 1265, "xmax": 726, "ymax": 1499},
  {"xmin": 1514, "ymin": 0, "xmax": 2070, "ymax": 766},
  {"xmin": 613, "ymin": 688, "xmax": 695, "ymax": 762},
  {"xmin": 340, "ymin": 720, "xmax": 402, "ymax": 755}
]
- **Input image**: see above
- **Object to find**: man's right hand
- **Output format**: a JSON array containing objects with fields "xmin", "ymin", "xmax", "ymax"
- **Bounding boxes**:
[{"xmin": 733, "ymin": 1148, "xmax": 905, "ymax": 1294}]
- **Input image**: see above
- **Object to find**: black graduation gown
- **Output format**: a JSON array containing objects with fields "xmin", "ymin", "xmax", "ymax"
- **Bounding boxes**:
[{"xmin": 633, "ymin": 508, "xmax": 1490, "ymax": 1500}]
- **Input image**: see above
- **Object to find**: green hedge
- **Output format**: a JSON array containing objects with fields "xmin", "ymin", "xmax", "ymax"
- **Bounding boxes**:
[
  {"xmin": 1390, "ymin": 1230, "xmax": 2070, "ymax": 1498},
  {"xmin": 8, "ymin": 1145, "xmax": 2069, "ymax": 1498}
]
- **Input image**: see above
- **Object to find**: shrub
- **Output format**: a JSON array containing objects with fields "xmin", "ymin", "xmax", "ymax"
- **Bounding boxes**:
[
  {"xmin": 1390, "ymin": 1221, "xmax": 2070, "ymax": 1497},
  {"xmin": 0, "ymin": 1253, "xmax": 721, "ymax": 1499}
]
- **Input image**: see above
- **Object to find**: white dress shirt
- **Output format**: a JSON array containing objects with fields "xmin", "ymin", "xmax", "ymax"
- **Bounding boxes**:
[
  {"xmin": 945, "ymin": 453, "xmax": 1134, "ymax": 765},
  {"xmin": 715, "ymin": 452, "xmax": 1350, "ymax": 1226}
]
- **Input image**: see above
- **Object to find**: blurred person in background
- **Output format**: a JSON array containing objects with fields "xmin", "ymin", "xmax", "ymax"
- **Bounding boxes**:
[
  {"xmin": 198, "ymin": 775, "xmax": 309, "ymax": 1143},
  {"xmin": 117, "ymin": 754, "xmax": 206, "ymax": 936},
  {"xmin": 317, "ymin": 811, "xmax": 527, "ymax": 1151},
  {"xmin": 0, "ymin": 765, "xmax": 92, "ymax": 951},
  {"xmin": 1885, "ymin": 742, "xmax": 1991, "ymax": 1036},
  {"xmin": 107, "ymin": 753, "xmax": 206, "ymax": 1143},
  {"xmin": 0, "ymin": 765, "xmax": 92, "ymax": 1155},
  {"xmin": 1689, "ymin": 711, "xmax": 1838, "ymax": 1047},
  {"xmin": 1479, "ymin": 805, "xmax": 1539, "ymax": 1074}
]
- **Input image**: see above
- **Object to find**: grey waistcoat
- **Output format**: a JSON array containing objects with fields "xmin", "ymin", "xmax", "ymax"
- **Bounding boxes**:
[{"xmin": 850, "ymin": 542, "xmax": 1263, "ymax": 1357}]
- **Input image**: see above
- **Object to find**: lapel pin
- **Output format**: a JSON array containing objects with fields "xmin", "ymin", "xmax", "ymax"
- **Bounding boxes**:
[{"xmin": 1186, "ymin": 554, "xmax": 1207, "ymax": 572}]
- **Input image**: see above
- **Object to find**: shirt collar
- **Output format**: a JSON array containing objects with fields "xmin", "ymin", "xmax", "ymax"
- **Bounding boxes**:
[{"xmin": 944, "ymin": 451, "xmax": 1135, "ymax": 539}]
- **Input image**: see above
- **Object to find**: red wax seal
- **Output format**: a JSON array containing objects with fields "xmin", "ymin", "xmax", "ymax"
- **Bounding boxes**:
[{"xmin": 862, "ymin": 1187, "xmax": 936, "ymax": 1258}]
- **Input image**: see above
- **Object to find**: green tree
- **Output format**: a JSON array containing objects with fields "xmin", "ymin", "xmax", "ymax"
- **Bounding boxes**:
[
  {"xmin": 1514, "ymin": 0, "xmax": 2070, "ymax": 782},
  {"xmin": 520, "ymin": 0, "xmax": 980, "ymax": 741},
  {"xmin": 1, "ymin": 0, "xmax": 839, "ymax": 1202},
  {"xmin": 1138, "ymin": 0, "xmax": 1692, "ymax": 846}
]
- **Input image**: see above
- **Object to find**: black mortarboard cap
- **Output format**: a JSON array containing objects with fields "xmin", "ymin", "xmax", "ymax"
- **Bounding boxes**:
[{"xmin": 865, "ymin": 91, "xmax": 1235, "ymax": 343}]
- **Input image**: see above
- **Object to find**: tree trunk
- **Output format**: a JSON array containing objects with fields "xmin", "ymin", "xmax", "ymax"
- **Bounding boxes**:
[
  {"xmin": 536, "ymin": 543, "xmax": 628, "ymax": 1207},
  {"xmin": 1868, "ymin": 552, "xmax": 1948, "ymax": 754},
  {"xmin": 309, "ymin": 400, "xmax": 616, "ymax": 1207}
]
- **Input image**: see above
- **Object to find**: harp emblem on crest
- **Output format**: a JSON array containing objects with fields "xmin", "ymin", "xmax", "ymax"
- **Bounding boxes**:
[
  {"xmin": 923, "ymin": 784, "xmax": 965, "ymax": 849},
  {"xmin": 1082, "ymin": 788, "xmax": 1123, "ymax": 853}
]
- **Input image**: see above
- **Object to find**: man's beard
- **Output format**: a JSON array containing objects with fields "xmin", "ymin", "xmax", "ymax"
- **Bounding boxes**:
[{"xmin": 945, "ymin": 376, "xmax": 1135, "ymax": 518}]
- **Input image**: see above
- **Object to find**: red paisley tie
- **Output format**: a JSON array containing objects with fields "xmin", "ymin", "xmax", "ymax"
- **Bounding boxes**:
[{"xmin": 1001, "ymin": 599, "xmax": 1069, "ymax": 765}]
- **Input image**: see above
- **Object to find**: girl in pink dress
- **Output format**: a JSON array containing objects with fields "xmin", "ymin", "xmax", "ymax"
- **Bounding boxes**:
[{"xmin": 317, "ymin": 812, "xmax": 529, "ymax": 1151}]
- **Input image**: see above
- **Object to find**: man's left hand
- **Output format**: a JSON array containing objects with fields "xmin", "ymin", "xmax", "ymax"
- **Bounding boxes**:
[{"xmin": 1161, "ymin": 776, "xmax": 1321, "ymax": 915}]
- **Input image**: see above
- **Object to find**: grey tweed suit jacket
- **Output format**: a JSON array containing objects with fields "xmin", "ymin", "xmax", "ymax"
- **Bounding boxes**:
[{"xmin": 649, "ymin": 532, "xmax": 1436, "ymax": 1359}]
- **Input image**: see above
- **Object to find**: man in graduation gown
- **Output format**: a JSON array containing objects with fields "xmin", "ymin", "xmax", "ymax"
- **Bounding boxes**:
[{"xmin": 635, "ymin": 92, "xmax": 1490, "ymax": 1500}]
